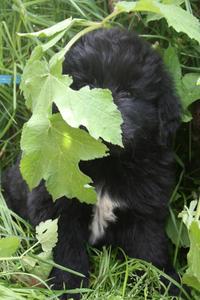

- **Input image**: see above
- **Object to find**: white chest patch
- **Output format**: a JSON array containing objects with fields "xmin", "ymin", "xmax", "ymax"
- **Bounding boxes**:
[{"xmin": 89, "ymin": 193, "xmax": 117, "ymax": 245}]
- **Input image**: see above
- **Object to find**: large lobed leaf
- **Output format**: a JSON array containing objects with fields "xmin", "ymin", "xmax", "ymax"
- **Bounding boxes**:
[
  {"xmin": 20, "ymin": 114, "xmax": 108, "ymax": 203},
  {"xmin": 20, "ymin": 45, "xmax": 123, "ymax": 204},
  {"xmin": 21, "ymin": 48, "xmax": 123, "ymax": 145},
  {"xmin": 55, "ymin": 84, "xmax": 123, "ymax": 145},
  {"xmin": 115, "ymin": 0, "xmax": 200, "ymax": 44}
]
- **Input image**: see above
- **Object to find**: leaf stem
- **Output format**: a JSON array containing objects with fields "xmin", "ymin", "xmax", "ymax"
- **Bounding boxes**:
[
  {"xmin": 50, "ymin": 9, "xmax": 122, "ymax": 67},
  {"xmin": 50, "ymin": 23, "xmax": 102, "ymax": 67},
  {"xmin": 101, "ymin": 8, "xmax": 121, "ymax": 24}
]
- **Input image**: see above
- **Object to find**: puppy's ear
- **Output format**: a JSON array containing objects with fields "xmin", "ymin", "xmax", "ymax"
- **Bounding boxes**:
[{"xmin": 158, "ymin": 91, "xmax": 181, "ymax": 146}]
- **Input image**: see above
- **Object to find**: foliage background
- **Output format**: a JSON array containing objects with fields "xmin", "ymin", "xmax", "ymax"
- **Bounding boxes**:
[{"xmin": 0, "ymin": 0, "xmax": 200, "ymax": 299}]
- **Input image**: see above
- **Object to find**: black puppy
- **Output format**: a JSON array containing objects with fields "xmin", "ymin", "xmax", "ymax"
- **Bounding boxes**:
[{"xmin": 2, "ymin": 28, "xmax": 181, "ymax": 299}]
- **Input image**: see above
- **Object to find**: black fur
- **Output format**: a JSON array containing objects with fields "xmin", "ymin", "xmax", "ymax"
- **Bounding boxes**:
[{"xmin": 2, "ymin": 28, "xmax": 181, "ymax": 299}]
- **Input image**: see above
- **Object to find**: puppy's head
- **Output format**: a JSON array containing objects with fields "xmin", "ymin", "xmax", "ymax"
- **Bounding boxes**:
[{"xmin": 63, "ymin": 28, "xmax": 180, "ymax": 155}]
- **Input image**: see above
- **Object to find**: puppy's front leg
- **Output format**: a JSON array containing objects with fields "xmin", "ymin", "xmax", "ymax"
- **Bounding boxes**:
[
  {"xmin": 49, "ymin": 201, "xmax": 92, "ymax": 300},
  {"xmin": 115, "ymin": 215, "xmax": 180, "ymax": 296}
]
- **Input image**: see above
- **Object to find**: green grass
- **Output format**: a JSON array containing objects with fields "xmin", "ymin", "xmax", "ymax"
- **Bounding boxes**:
[
  {"xmin": 0, "ymin": 193, "xmax": 191, "ymax": 300},
  {"xmin": 0, "ymin": 189, "xmax": 190, "ymax": 300},
  {"xmin": 0, "ymin": 0, "xmax": 200, "ymax": 299}
]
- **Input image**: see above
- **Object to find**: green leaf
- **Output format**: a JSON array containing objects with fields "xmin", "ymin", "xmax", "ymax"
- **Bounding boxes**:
[
  {"xmin": 182, "ymin": 73, "xmax": 200, "ymax": 109},
  {"xmin": 18, "ymin": 17, "xmax": 73, "ymax": 37},
  {"xmin": 166, "ymin": 215, "xmax": 190, "ymax": 248},
  {"xmin": 20, "ymin": 114, "xmax": 108, "ymax": 203},
  {"xmin": 0, "ymin": 236, "xmax": 20, "ymax": 257},
  {"xmin": 30, "ymin": 251, "xmax": 53, "ymax": 279},
  {"xmin": 115, "ymin": 1, "xmax": 200, "ymax": 44},
  {"xmin": 157, "ymin": 3, "xmax": 200, "ymax": 44},
  {"xmin": 164, "ymin": 46, "xmax": 182, "ymax": 82},
  {"xmin": 116, "ymin": 1, "xmax": 160, "ymax": 13},
  {"xmin": 22, "ymin": 255, "xmax": 37, "ymax": 269},
  {"xmin": 145, "ymin": 13, "xmax": 163, "ymax": 23},
  {"xmin": 146, "ymin": 0, "xmax": 184, "ymax": 23},
  {"xmin": 177, "ymin": 73, "xmax": 200, "ymax": 122},
  {"xmin": 163, "ymin": 46, "xmax": 200, "ymax": 122},
  {"xmin": 18, "ymin": 18, "xmax": 76, "ymax": 54},
  {"xmin": 163, "ymin": 46, "xmax": 186, "ymax": 120},
  {"xmin": 163, "ymin": 46, "xmax": 184, "ymax": 101},
  {"xmin": 20, "ymin": 46, "xmax": 122, "ymax": 203},
  {"xmin": 36, "ymin": 219, "xmax": 58, "ymax": 252},
  {"xmin": 21, "ymin": 57, "xmax": 123, "ymax": 145},
  {"xmin": 21, "ymin": 60, "xmax": 50, "ymax": 112},
  {"xmin": 56, "ymin": 85, "xmax": 123, "ymax": 146},
  {"xmin": 22, "ymin": 252, "xmax": 53, "ymax": 280},
  {"xmin": 42, "ymin": 30, "xmax": 67, "ymax": 52},
  {"xmin": 182, "ymin": 221, "xmax": 200, "ymax": 291}
]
